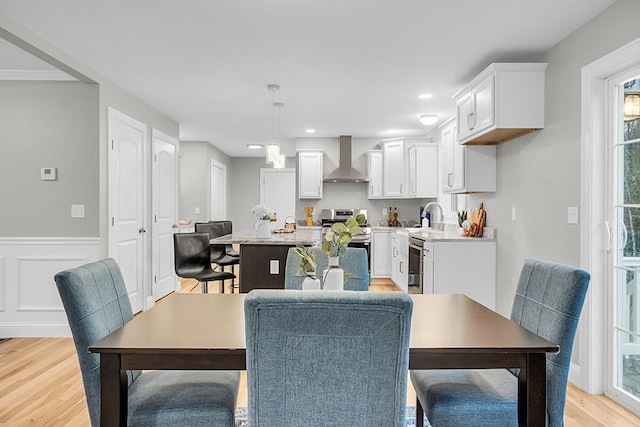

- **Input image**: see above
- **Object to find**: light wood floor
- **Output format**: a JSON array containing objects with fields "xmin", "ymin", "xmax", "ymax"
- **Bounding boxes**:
[{"xmin": 1, "ymin": 279, "xmax": 639, "ymax": 426}]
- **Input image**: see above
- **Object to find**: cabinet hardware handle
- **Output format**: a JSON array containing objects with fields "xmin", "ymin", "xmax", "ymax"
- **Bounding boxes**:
[
  {"xmin": 467, "ymin": 112, "xmax": 475, "ymax": 130},
  {"xmin": 447, "ymin": 172, "xmax": 453, "ymax": 187},
  {"xmin": 138, "ymin": 227, "xmax": 146, "ymax": 234}
]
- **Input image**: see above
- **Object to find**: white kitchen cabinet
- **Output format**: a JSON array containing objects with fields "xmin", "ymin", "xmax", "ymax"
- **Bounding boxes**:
[
  {"xmin": 370, "ymin": 228, "xmax": 392, "ymax": 277},
  {"xmin": 381, "ymin": 139, "xmax": 407, "ymax": 198},
  {"xmin": 441, "ymin": 119, "xmax": 496, "ymax": 194},
  {"xmin": 454, "ymin": 62, "xmax": 547, "ymax": 145},
  {"xmin": 408, "ymin": 143, "xmax": 438, "ymax": 198},
  {"xmin": 381, "ymin": 138, "xmax": 434, "ymax": 199},
  {"xmin": 422, "ymin": 239, "xmax": 496, "ymax": 309},
  {"xmin": 367, "ymin": 150, "xmax": 383, "ymax": 199},
  {"xmin": 391, "ymin": 230, "xmax": 408, "ymax": 292},
  {"xmin": 298, "ymin": 151, "xmax": 323, "ymax": 199}
]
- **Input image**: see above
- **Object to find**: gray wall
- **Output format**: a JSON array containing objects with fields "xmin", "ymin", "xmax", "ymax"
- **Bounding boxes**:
[
  {"xmin": 181, "ymin": 136, "xmax": 435, "ymax": 232},
  {"xmin": 179, "ymin": 141, "xmax": 232, "ymax": 222},
  {"xmin": 0, "ymin": 81, "xmax": 99, "ymax": 237},
  {"xmin": 467, "ymin": 0, "xmax": 640, "ymax": 315}
]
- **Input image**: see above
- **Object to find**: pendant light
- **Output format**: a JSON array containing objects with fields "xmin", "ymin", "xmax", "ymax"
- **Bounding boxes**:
[
  {"xmin": 273, "ymin": 101, "xmax": 286, "ymax": 168},
  {"xmin": 265, "ymin": 84, "xmax": 281, "ymax": 163}
]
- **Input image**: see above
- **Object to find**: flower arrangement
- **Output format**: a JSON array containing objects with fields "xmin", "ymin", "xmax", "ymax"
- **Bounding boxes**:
[
  {"xmin": 321, "ymin": 214, "xmax": 366, "ymax": 257},
  {"xmin": 252, "ymin": 205, "xmax": 273, "ymax": 221},
  {"xmin": 294, "ymin": 245, "xmax": 317, "ymax": 277}
]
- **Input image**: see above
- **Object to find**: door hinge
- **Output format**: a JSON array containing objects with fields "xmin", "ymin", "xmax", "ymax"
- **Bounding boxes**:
[
  {"xmin": 154, "ymin": 275, "xmax": 157, "ymax": 283},
  {"xmin": 111, "ymin": 140, "xmax": 114, "ymax": 150},
  {"xmin": 111, "ymin": 217, "xmax": 114, "ymax": 226}
]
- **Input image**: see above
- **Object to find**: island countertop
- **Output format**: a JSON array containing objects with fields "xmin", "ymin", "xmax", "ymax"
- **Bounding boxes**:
[{"xmin": 210, "ymin": 228, "xmax": 322, "ymax": 245}]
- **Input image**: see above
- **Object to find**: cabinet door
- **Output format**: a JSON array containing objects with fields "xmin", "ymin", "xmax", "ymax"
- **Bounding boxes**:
[
  {"xmin": 442, "ymin": 124, "xmax": 465, "ymax": 192},
  {"xmin": 456, "ymin": 75, "xmax": 494, "ymax": 141},
  {"xmin": 382, "ymin": 140, "xmax": 406, "ymax": 197},
  {"xmin": 456, "ymin": 92, "xmax": 474, "ymax": 142},
  {"xmin": 298, "ymin": 152, "xmax": 323, "ymax": 199},
  {"xmin": 371, "ymin": 230, "xmax": 391, "ymax": 277},
  {"xmin": 472, "ymin": 75, "xmax": 495, "ymax": 135},
  {"xmin": 413, "ymin": 145, "xmax": 438, "ymax": 198},
  {"xmin": 367, "ymin": 151, "xmax": 383, "ymax": 199}
]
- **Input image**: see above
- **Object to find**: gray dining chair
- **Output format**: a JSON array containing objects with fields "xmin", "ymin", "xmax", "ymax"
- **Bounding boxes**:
[
  {"xmin": 54, "ymin": 258, "xmax": 240, "ymax": 426},
  {"xmin": 245, "ymin": 289, "xmax": 413, "ymax": 426},
  {"xmin": 410, "ymin": 258, "xmax": 591, "ymax": 427},
  {"xmin": 284, "ymin": 247, "xmax": 370, "ymax": 291}
]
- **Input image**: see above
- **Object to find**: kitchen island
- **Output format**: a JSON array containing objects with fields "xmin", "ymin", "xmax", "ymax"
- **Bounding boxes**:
[{"xmin": 210, "ymin": 227, "xmax": 322, "ymax": 292}]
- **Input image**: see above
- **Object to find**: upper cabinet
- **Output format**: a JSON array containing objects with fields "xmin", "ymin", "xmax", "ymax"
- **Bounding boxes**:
[
  {"xmin": 367, "ymin": 150, "xmax": 384, "ymax": 199},
  {"xmin": 441, "ymin": 118, "xmax": 496, "ymax": 194},
  {"xmin": 454, "ymin": 63, "xmax": 547, "ymax": 145},
  {"xmin": 379, "ymin": 138, "xmax": 438, "ymax": 199},
  {"xmin": 408, "ymin": 143, "xmax": 438, "ymax": 198},
  {"xmin": 381, "ymin": 139, "xmax": 407, "ymax": 198},
  {"xmin": 298, "ymin": 151, "xmax": 323, "ymax": 199}
]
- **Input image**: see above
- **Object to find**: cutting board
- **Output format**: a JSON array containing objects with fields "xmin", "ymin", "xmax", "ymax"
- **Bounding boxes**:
[{"xmin": 466, "ymin": 203, "xmax": 486, "ymax": 237}]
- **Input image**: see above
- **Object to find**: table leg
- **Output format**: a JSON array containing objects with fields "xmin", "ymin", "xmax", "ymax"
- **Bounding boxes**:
[
  {"xmin": 518, "ymin": 353, "xmax": 546, "ymax": 426},
  {"xmin": 100, "ymin": 353, "xmax": 128, "ymax": 426}
]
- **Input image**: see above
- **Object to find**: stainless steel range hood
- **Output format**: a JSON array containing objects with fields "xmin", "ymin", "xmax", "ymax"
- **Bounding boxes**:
[{"xmin": 323, "ymin": 135, "xmax": 369, "ymax": 183}]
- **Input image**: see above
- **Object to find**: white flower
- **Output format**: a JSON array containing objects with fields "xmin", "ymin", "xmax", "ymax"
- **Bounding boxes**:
[{"xmin": 252, "ymin": 205, "xmax": 272, "ymax": 220}]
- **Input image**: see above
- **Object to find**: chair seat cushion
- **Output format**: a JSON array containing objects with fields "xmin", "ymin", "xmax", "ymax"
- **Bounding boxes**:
[
  {"xmin": 128, "ymin": 370, "xmax": 240, "ymax": 425},
  {"xmin": 410, "ymin": 369, "xmax": 518, "ymax": 427}
]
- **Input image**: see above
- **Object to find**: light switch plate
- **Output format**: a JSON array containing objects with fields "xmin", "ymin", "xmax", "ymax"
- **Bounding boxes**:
[
  {"xmin": 567, "ymin": 206, "xmax": 579, "ymax": 224},
  {"xmin": 269, "ymin": 260, "xmax": 279, "ymax": 274}
]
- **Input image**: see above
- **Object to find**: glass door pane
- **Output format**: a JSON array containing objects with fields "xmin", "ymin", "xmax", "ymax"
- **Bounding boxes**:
[{"xmin": 613, "ymin": 75, "xmax": 640, "ymax": 402}]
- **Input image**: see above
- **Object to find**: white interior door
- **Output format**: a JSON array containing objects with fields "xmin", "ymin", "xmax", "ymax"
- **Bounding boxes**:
[
  {"xmin": 260, "ymin": 168, "xmax": 295, "ymax": 229},
  {"xmin": 108, "ymin": 107, "xmax": 146, "ymax": 313},
  {"xmin": 152, "ymin": 129, "xmax": 178, "ymax": 302},
  {"xmin": 210, "ymin": 160, "xmax": 227, "ymax": 220}
]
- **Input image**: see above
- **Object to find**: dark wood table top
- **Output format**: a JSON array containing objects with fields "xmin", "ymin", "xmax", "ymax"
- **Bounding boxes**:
[{"xmin": 90, "ymin": 293, "xmax": 557, "ymax": 358}]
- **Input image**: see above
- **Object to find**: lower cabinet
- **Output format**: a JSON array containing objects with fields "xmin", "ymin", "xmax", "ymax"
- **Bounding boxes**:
[
  {"xmin": 370, "ymin": 229, "xmax": 392, "ymax": 278},
  {"xmin": 423, "ymin": 240, "xmax": 496, "ymax": 309},
  {"xmin": 391, "ymin": 231, "xmax": 408, "ymax": 292}
]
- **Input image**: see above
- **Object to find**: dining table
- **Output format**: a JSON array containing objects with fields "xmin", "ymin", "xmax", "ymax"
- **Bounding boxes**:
[{"xmin": 89, "ymin": 292, "xmax": 558, "ymax": 427}]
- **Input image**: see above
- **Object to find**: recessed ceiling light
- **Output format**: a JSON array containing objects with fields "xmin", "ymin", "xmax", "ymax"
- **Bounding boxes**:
[
  {"xmin": 419, "ymin": 114, "xmax": 439, "ymax": 126},
  {"xmin": 246, "ymin": 144, "xmax": 263, "ymax": 149},
  {"xmin": 305, "ymin": 129, "xmax": 316, "ymax": 133},
  {"xmin": 418, "ymin": 93, "xmax": 433, "ymax": 100}
]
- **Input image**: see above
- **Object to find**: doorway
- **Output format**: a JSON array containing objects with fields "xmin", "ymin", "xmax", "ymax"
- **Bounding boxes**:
[
  {"xmin": 260, "ymin": 168, "xmax": 295, "ymax": 229},
  {"xmin": 210, "ymin": 159, "xmax": 227, "ymax": 220},
  {"xmin": 582, "ymin": 38, "xmax": 640, "ymax": 414}
]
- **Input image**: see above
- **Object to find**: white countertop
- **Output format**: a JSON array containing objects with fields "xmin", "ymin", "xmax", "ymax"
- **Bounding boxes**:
[{"xmin": 210, "ymin": 228, "xmax": 322, "ymax": 245}]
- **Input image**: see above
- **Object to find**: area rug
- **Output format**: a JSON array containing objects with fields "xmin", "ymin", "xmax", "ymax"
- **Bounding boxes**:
[{"xmin": 234, "ymin": 406, "xmax": 428, "ymax": 426}]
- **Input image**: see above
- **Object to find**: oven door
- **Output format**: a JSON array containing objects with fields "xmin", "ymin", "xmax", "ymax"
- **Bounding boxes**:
[{"xmin": 408, "ymin": 242, "xmax": 423, "ymax": 294}]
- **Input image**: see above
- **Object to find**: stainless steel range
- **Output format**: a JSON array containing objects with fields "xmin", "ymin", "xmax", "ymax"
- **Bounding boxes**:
[{"xmin": 321, "ymin": 209, "xmax": 371, "ymax": 269}]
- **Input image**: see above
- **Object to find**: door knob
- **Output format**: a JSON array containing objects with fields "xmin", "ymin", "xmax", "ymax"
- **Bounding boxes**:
[{"xmin": 139, "ymin": 227, "xmax": 146, "ymax": 234}]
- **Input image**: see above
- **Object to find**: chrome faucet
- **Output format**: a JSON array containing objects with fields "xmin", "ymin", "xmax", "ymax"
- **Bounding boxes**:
[{"xmin": 423, "ymin": 202, "xmax": 444, "ymax": 231}]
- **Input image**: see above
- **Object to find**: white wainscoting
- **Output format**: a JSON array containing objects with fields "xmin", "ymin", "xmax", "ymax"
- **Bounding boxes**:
[{"xmin": 0, "ymin": 237, "xmax": 100, "ymax": 337}]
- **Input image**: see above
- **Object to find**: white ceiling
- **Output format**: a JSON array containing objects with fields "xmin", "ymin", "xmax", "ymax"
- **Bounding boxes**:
[{"xmin": 0, "ymin": 0, "xmax": 617, "ymax": 157}]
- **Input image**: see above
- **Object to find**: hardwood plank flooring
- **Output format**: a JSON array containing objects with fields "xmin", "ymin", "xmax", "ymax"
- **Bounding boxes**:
[{"xmin": 1, "ymin": 278, "xmax": 638, "ymax": 426}]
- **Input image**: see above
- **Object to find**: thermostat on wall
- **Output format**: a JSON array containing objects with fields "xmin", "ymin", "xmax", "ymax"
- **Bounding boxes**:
[{"xmin": 41, "ymin": 167, "xmax": 57, "ymax": 181}]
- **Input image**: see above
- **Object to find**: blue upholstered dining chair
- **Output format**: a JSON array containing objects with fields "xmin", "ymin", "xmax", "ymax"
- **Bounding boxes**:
[
  {"xmin": 245, "ymin": 289, "xmax": 413, "ymax": 426},
  {"xmin": 410, "ymin": 258, "xmax": 591, "ymax": 427},
  {"xmin": 54, "ymin": 258, "xmax": 240, "ymax": 427},
  {"xmin": 284, "ymin": 247, "xmax": 370, "ymax": 291}
]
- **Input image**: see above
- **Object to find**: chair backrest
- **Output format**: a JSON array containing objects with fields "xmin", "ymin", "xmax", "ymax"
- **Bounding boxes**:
[
  {"xmin": 244, "ymin": 289, "xmax": 413, "ymax": 427},
  {"xmin": 54, "ymin": 258, "xmax": 138, "ymax": 427},
  {"xmin": 194, "ymin": 222, "xmax": 227, "ymax": 261},
  {"xmin": 173, "ymin": 232, "xmax": 213, "ymax": 277},
  {"xmin": 510, "ymin": 258, "xmax": 590, "ymax": 426},
  {"xmin": 284, "ymin": 247, "xmax": 369, "ymax": 291}
]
